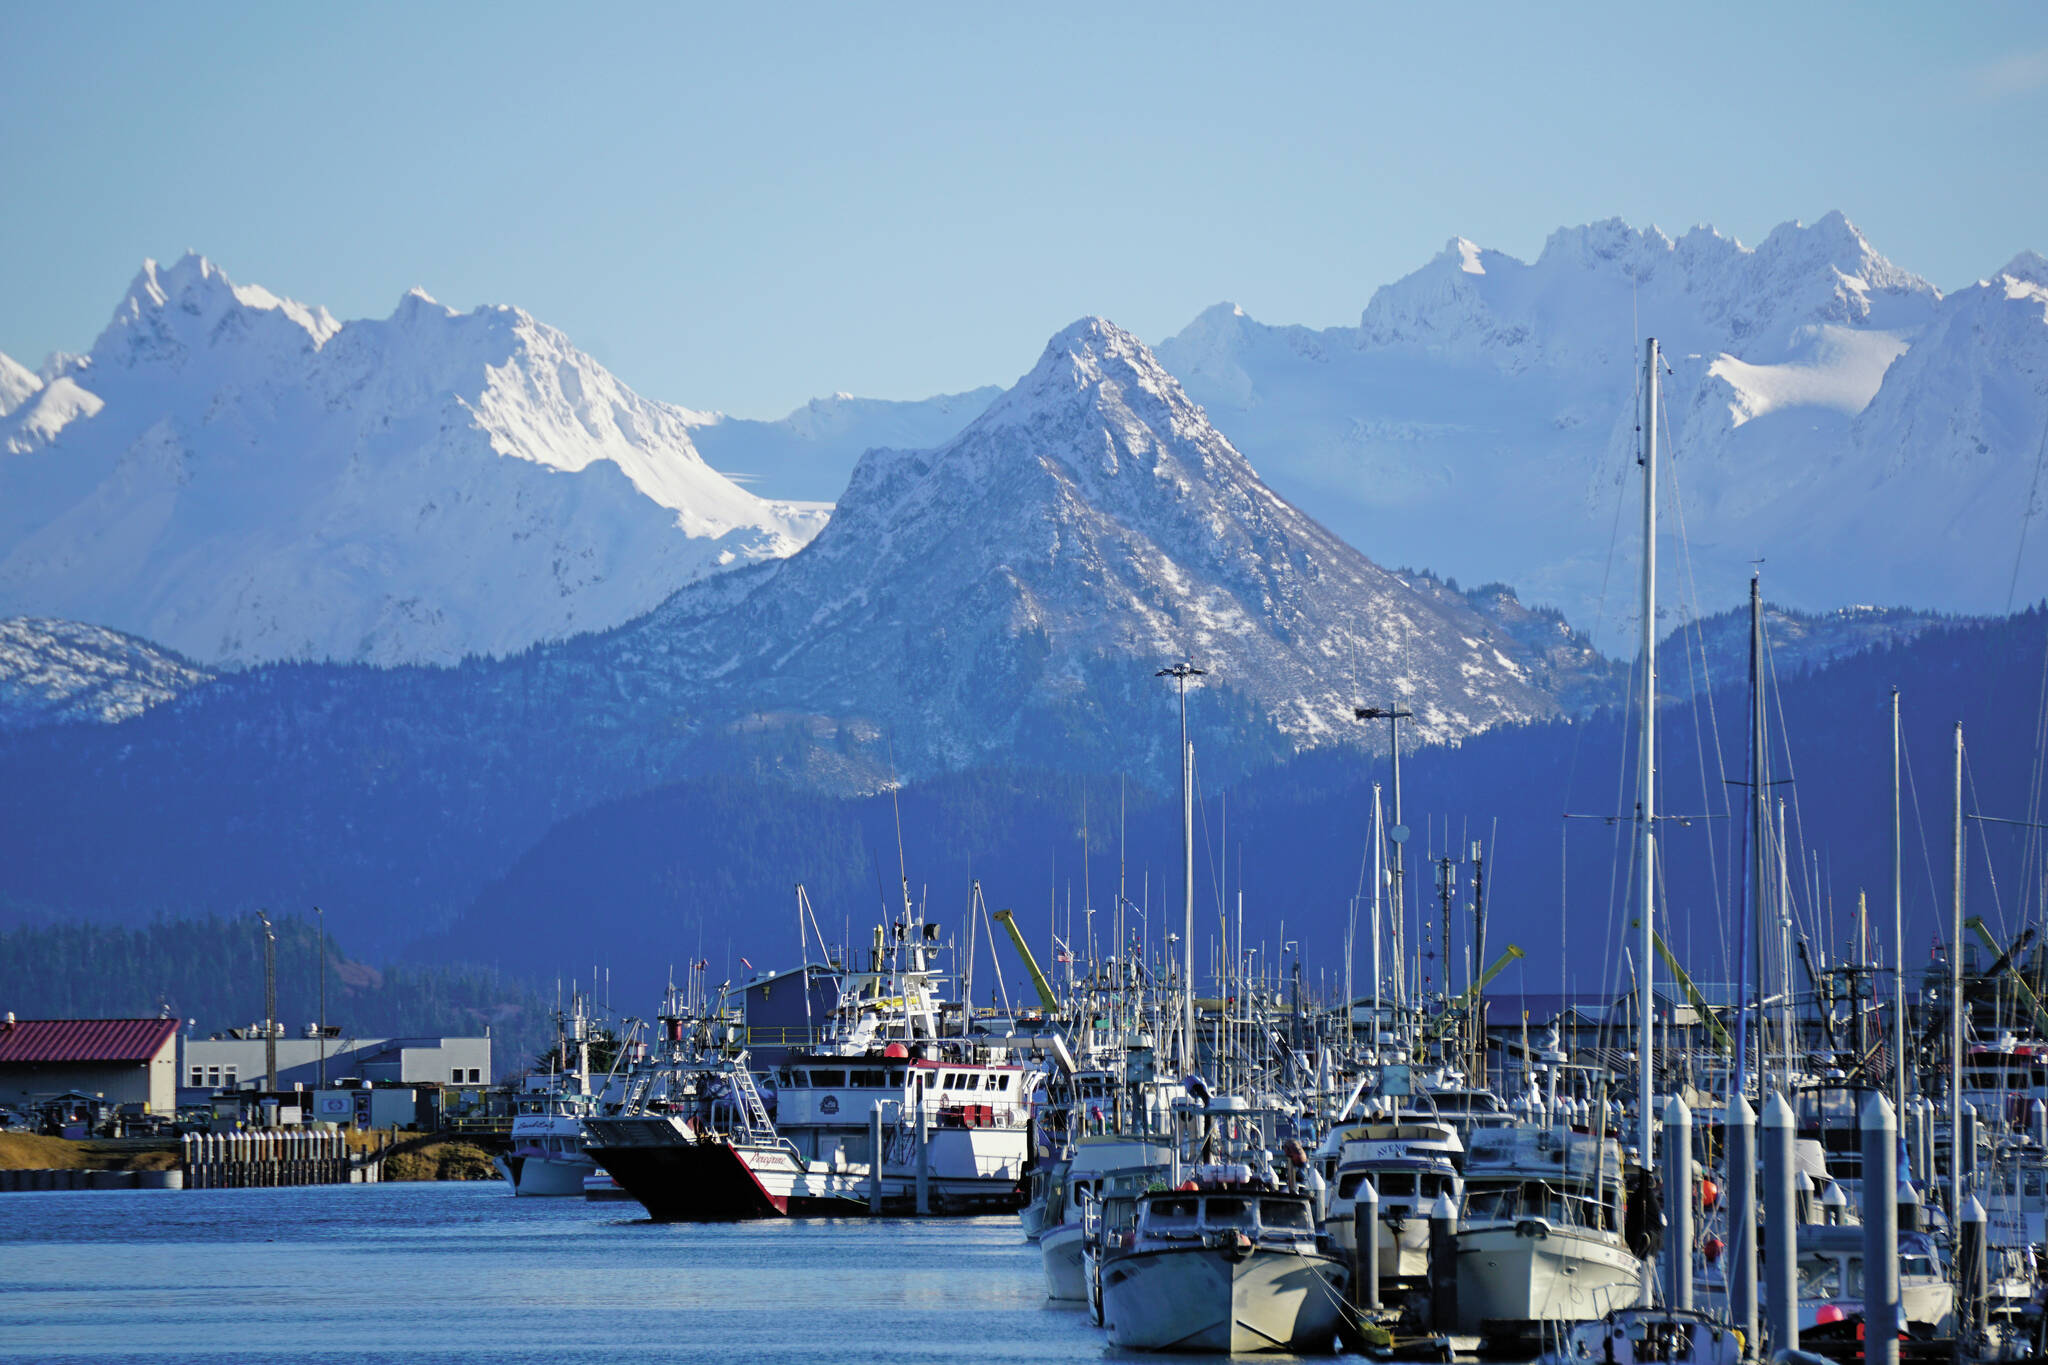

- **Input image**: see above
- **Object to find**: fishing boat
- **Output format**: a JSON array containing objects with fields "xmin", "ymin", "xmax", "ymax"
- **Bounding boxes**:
[
  {"xmin": 1446, "ymin": 1114, "xmax": 1641, "ymax": 1332},
  {"xmin": 1096, "ymin": 1179, "xmax": 1348, "ymax": 1352},
  {"xmin": 1039, "ymin": 1132, "xmax": 1176, "ymax": 1300},
  {"xmin": 1320, "ymin": 1118, "xmax": 1463, "ymax": 1290},
  {"xmin": 494, "ymin": 1085, "xmax": 604, "ymax": 1196}
]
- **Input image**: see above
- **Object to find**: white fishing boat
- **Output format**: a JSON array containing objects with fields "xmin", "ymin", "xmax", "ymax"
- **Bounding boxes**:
[
  {"xmin": 1097, "ymin": 1182, "xmax": 1348, "ymax": 1353},
  {"xmin": 1448, "ymin": 1124, "xmax": 1641, "ymax": 1332},
  {"xmin": 494, "ymin": 1088, "xmax": 602, "ymax": 1196},
  {"xmin": 1321, "ymin": 1118, "xmax": 1462, "ymax": 1288},
  {"xmin": 1039, "ymin": 1133, "xmax": 1176, "ymax": 1300}
]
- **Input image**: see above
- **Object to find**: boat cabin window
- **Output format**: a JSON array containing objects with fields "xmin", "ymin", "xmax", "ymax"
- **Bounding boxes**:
[
  {"xmin": 994, "ymin": 1075, "xmax": 1011, "ymax": 1090},
  {"xmin": 1145, "ymin": 1196, "xmax": 1200, "ymax": 1231},
  {"xmin": 1336, "ymin": 1173, "xmax": 1366, "ymax": 1199},
  {"xmin": 888, "ymin": 1068, "xmax": 907, "ymax": 1086},
  {"xmin": 851, "ymin": 1069, "xmax": 885, "ymax": 1088},
  {"xmin": 1202, "ymin": 1197, "xmax": 1254, "ymax": 1229},
  {"xmin": 2025, "ymin": 1171, "xmax": 2046, "ymax": 1197},
  {"xmin": 1377, "ymin": 1173, "xmax": 1415, "ymax": 1197},
  {"xmin": 1259, "ymin": 1199, "xmax": 1314, "ymax": 1233},
  {"xmin": 1796, "ymin": 1255, "xmax": 1848, "ymax": 1298},
  {"xmin": 810, "ymin": 1070, "xmax": 846, "ymax": 1087},
  {"xmin": 1901, "ymin": 1255, "xmax": 1936, "ymax": 1279}
]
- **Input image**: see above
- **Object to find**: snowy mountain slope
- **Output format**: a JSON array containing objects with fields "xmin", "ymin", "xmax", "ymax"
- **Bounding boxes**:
[
  {"xmin": 0, "ymin": 255, "xmax": 827, "ymax": 667},
  {"xmin": 606, "ymin": 317, "xmax": 1582, "ymax": 781},
  {"xmin": 0, "ymin": 353, "xmax": 40, "ymax": 417},
  {"xmin": 1156, "ymin": 213, "xmax": 2041, "ymax": 640},
  {"xmin": 684, "ymin": 385, "xmax": 1003, "ymax": 501},
  {"xmin": 0, "ymin": 617, "xmax": 215, "ymax": 729}
]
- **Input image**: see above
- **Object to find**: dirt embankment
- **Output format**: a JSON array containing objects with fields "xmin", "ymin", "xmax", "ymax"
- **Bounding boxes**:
[
  {"xmin": 379, "ymin": 1136, "xmax": 498, "ymax": 1182},
  {"xmin": 0, "ymin": 1133, "xmax": 179, "ymax": 1171}
]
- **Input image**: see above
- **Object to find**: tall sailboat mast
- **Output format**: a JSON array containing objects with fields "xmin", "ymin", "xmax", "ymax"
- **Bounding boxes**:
[
  {"xmin": 1636, "ymin": 336, "xmax": 1661, "ymax": 1194},
  {"xmin": 1159, "ymin": 661, "xmax": 1205, "ymax": 1077},
  {"xmin": 1892, "ymin": 690, "xmax": 1908, "ymax": 1128},
  {"xmin": 1751, "ymin": 574, "xmax": 1770, "ymax": 1096}
]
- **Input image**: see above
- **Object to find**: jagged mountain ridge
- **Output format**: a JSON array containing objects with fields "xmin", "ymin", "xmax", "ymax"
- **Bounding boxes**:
[
  {"xmin": 0, "ymin": 255, "xmax": 827, "ymax": 667},
  {"xmin": 0, "ymin": 318, "xmax": 1622, "ymax": 950},
  {"xmin": 1152, "ymin": 212, "xmax": 2047, "ymax": 640}
]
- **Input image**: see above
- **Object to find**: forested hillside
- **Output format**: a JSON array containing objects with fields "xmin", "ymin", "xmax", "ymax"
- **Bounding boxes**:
[{"xmin": 0, "ymin": 913, "xmax": 555, "ymax": 1077}]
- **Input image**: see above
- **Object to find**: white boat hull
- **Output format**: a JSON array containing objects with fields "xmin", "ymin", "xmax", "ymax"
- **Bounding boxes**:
[
  {"xmin": 1451, "ymin": 1222, "xmax": 1641, "ymax": 1329},
  {"xmin": 494, "ymin": 1153, "xmax": 592, "ymax": 1197},
  {"xmin": 1041, "ymin": 1220, "xmax": 1088, "ymax": 1300},
  {"xmin": 1100, "ymin": 1245, "xmax": 1347, "ymax": 1353}
]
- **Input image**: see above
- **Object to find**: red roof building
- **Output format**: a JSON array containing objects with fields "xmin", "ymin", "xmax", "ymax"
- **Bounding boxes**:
[{"xmin": 0, "ymin": 1015, "xmax": 180, "ymax": 1115}]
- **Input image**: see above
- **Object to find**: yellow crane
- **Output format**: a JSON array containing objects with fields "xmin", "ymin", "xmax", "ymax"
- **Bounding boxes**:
[
  {"xmin": 1965, "ymin": 916, "xmax": 2048, "ymax": 1037},
  {"xmin": 1651, "ymin": 929, "xmax": 1735, "ymax": 1055},
  {"xmin": 1426, "ymin": 944, "xmax": 1526, "ymax": 1042},
  {"xmin": 990, "ymin": 908, "xmax": 1061, "ymax": 1013}
]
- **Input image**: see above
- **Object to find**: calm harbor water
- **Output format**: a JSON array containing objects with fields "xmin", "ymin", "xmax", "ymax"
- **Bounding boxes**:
[{"xmin": 0, "ymin": 1180, "xmax": 1336, "ymax": 1364}]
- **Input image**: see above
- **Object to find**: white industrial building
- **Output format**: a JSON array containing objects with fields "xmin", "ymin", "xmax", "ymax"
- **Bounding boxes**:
[{"xmin": 178, "ymin": 1029, "xmax": 491, "ymax": 1105}]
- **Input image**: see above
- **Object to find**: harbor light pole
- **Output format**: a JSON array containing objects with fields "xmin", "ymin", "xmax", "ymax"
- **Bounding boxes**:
[
  {"xmin": 257, "ymin": 910, "xmax": 277, "ymax": 1094},
  {"xmin": 316, "ymin": 904, "xmax": 327, "ymax": 1090},
  {"xmin": 1158, "ymin": 661, "xmax": 1204, "ymax": 1076}
]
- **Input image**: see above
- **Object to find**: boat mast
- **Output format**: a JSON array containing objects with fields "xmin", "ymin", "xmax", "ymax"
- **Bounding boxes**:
[
  {"xmin": 1950, "ymin": 721, "xmax": 1965, "ymax": 1226},
  {"xmin": 1751, "ymin": 573, "xmax": 1770, "ymax": 1097},
  {"xmin": 1636, "ymin": 337, "xmax": 1660, "ymax": 1208},
  {"xmin": 1159, "ymin": 661, "xmax": 1204, "ymax": 1078},
  {"xmin": 1892, "ymin": 690, "xmax": 1908, "ymax": 1128}
]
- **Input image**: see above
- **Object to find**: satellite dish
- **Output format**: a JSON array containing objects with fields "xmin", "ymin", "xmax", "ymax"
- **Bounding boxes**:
[{"xmin": 1390, "ymin": 825, "xmax": 1411, "ymax": 844}]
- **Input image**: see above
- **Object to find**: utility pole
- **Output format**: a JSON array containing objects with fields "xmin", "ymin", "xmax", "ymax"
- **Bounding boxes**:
[
  {"xmin": 257, "ymin": 910, "xmax": 277, "ymax": 1094},
  {"xmin": 316, "ymin": 905, "xmax": 327, "ymax": 1089},
  {"xmin": 1158, "ymin": 661, "xmax": 1205, "ymax": 1076}
]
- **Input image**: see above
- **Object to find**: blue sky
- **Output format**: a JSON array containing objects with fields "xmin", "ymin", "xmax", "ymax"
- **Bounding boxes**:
[{"xmin": 3, "ymin": 3, "xmax": 2044, "ymax": 418}]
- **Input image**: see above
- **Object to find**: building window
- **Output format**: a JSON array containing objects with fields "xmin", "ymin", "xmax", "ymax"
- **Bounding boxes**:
[
  {"xmin": 207, "ymin": 1067, "xmax": 221, "ymax": 1088},
  {"xmin": 468, "ymin": 1069, "xmax": 481, "ymax": 1083},
  {"xmin": 451, "ymin": 1068, "xmax": 463, "ymax": 1083},
  {"xmin": 224, "ymin": 1067, "xmax": 238, "ymax": 1089},
  {"xmin": 190, "ymin": 1067, "xmax": 204, "ymax": 1087}
]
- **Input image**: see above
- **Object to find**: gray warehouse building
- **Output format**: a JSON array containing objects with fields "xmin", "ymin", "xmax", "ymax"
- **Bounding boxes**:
[{"xmin": 178, "ymin": 1031, "xmax": 491, "ymax": 1105}]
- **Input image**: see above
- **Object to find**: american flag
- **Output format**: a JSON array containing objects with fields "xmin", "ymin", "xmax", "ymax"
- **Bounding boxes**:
[{"xmin": 1055, "ymin": 951, "xmax": 1074, "ymax": 963}]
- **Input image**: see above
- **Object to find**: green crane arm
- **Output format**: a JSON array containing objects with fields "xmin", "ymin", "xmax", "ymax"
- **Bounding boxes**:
[
  {"xmin": 1965, "ymin": 917, "xmax": 2048, "ymax": 1037},
  {"xmin": 1427, "ymin": 945, "xmax": 1525, "ymax": 1040},
  {"xmin": 990, "ymin": 908, "xmax": 1061, "ymax": 1013},
  {"xmin": 1651, "ymin": 930, "xmax": 1734, "ymax": 1055}
]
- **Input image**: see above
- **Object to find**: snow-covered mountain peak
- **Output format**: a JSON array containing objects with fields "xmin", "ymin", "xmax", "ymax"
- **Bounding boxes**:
[
  {"xmin": 2000, "ymin": 250, "xmax": 2048, "ymax": 291},
  {"xmin": 630, "ymin": 317, "xmax": 1575, "ymax": 774},
  {"xmin": 91, "ymin": 253, "xmax": 339, "ymax": 377},
  {"xmin": 0, "ymin": 255, "xmax": 826, "ymax": 665},
  {"xmin": 986, "ymin": 316, "xmax": 1177, "ymax": 414}
]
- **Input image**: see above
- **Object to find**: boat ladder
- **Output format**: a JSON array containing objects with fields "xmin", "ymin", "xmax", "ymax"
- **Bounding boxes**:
[{"xmin": 727, "ymin": 1065, "xmax": 779, "ymax": 1144}]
